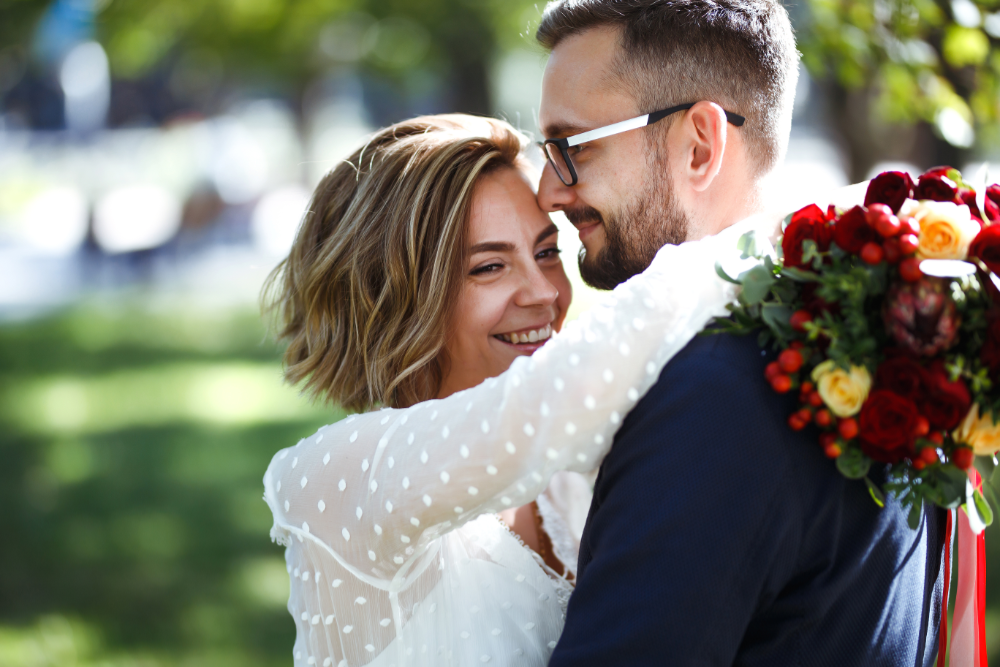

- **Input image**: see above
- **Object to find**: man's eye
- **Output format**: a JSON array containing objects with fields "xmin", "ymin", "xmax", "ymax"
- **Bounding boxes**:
[
  {"xmin": 470, "ymin": 262, "xmax": 503, "ymax": 276},
  {"xmin": 568, "ymin": 145, "xmax": 586, "ymax": 156}
]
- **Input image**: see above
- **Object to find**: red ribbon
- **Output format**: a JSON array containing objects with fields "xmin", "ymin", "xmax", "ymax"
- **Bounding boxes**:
[{"xmin": 938, "ymin": 469, "xmax": 988, "ymax": 667}]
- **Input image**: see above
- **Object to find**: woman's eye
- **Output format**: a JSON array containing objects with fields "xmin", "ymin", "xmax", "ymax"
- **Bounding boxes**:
[
  {"xmin": 536, "ymin": 247, "xmax": 562, "ymax": 261},
  {"xmin": 470, "ymin": 262, "xmax": 504, "ymax": 276}
]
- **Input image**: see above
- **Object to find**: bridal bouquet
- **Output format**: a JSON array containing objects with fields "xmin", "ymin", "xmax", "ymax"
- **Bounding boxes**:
[{"xmin": 714, "ymin": 166, "xmax": 1000, "ymax": 528}]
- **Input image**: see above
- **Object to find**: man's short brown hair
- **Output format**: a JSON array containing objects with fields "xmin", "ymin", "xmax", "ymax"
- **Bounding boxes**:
[{"xmin": 537, "ymin": 0, "xmax": 799, "ymax": 176}]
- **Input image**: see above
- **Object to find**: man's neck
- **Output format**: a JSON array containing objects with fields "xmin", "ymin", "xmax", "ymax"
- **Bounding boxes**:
[{"xmin": 685, "ymin": 182, "xmax": 767, "ymax": 241}]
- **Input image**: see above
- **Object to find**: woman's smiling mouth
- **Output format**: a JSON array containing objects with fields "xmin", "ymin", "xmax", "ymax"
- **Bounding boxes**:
[{"xmin": 494, "ymin": 323, "xmax": 554, "ymax": 346}]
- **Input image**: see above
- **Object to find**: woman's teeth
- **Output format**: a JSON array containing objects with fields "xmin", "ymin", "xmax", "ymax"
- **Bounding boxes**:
[{"xmin": 497, "ymin": 324, "xmax": 553, "ymax": 345}]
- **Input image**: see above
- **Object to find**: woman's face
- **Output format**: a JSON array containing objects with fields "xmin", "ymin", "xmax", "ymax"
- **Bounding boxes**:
[{"xmin": 437, "ymin": 167, "xmax": 572, "ymax": 398}]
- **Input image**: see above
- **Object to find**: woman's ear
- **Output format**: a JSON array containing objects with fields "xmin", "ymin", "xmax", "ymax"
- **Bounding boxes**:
[{"xmin": 680, "ymin": 101, "xmax": 728, "ymax": 192}]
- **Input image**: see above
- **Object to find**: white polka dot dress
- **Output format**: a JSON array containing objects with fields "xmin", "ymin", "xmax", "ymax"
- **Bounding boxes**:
[{"xmin": 263, "ymin": 223, "xmax": 749, "ymax": 666}]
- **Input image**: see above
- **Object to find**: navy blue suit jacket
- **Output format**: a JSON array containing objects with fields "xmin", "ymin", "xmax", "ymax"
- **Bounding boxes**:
[{"xmin": 551, "ymin": 332, "xmax": 945, "ymax": 666}]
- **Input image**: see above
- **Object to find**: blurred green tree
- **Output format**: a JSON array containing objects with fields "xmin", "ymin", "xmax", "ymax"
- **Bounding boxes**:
[
  {"xmin": 798, "ymin": 0, "xmax": 1000, "ymax": 179},
  {"xmin": 0, "ymin": 0, "xmax": 541, "ymax": 119}
]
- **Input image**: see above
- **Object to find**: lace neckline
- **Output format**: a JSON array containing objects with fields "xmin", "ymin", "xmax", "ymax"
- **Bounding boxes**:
[{"xmin": 489, "ymin": 512, "xmax": 574, "ymax": 613}]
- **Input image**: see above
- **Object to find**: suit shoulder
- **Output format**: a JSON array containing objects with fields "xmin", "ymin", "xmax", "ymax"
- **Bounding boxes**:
[
  {"xmin": 655, "ymin": 331, "xmax": 771, "ymax": 394},
  {"xmin": 615, "ymin": 330, "xmax": 794, "ymax": 466}
]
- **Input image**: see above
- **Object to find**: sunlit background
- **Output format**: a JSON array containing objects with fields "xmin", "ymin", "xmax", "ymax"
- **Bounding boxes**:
[{"xmin": 5, "ymin": 0, "xmax": 1000, "ymax": 665}]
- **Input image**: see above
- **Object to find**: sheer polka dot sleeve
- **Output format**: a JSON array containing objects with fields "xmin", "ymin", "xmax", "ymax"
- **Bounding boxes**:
[{"xmin": 264, "ymin": 225, "xmax": 745, "ymax": 578}]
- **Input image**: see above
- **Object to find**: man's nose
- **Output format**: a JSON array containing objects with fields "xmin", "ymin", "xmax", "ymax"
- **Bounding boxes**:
[{"xmin": 537, "ymin": 160, "xmax": 577, "ymax": 213}]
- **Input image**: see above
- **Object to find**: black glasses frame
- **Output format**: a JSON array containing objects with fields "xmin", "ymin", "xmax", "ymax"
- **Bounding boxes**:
[{"xmin": 539, "ymin": 102, "xmax": 746, "ymax": 187}]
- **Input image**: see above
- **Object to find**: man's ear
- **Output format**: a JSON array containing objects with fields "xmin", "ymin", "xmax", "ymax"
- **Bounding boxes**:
[{"xmin": 679, "ymin": 101, "xmax": 728, "ymax": 192}]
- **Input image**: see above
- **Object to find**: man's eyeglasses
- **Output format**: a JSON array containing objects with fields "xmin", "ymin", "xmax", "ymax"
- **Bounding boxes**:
[{"xmin": 539, "ymin": 102, "xmax": 746, "ymax": 187}]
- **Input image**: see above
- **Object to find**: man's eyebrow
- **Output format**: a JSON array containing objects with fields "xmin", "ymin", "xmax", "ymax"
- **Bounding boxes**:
[
  {"xmin": 469, "ymin": 241, "xmax": 516, "ymax": 255},
  {"xmin": 535, "ymin": 223, "xmax": 559, "ymax": 245},
  {"xmin": 542, "ymin": 121, "xmax": 589, "ymax": 139}
]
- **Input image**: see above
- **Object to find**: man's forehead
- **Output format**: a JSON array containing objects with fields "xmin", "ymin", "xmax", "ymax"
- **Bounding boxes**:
[{"xmin": 539, "ymin": 25, "xmax": 636, "ymax": 138}]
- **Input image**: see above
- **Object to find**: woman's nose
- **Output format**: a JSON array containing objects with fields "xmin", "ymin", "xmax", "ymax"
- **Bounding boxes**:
[
  {"xmin": 537, "ymin": 160, "xmax": 577, "ymax": 213},
  {"xmin": 515, "ymin": 261, "xmax": 560, "ymax": 308}
]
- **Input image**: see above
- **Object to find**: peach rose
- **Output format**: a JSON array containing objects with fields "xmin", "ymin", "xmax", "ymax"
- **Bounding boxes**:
[
  {"xmin": 953, "ymin": 403, "xmax": 1000, "ymax": 456},
  {"xmin": 811, "ymin": 360, "xmax": 872, "ymax": 417},
  {"xmin": 899, "ymin": 199, "xmax": 980, "ymax": 260}
]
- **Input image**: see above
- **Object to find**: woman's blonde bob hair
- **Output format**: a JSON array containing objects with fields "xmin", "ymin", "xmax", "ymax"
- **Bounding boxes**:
[{"xmin": 262, "ymin": 114, "xmax": 530, "ymax": 412}]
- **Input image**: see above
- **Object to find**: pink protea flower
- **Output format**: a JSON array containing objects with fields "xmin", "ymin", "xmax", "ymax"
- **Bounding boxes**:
[{"xmin": 882, "ymin": 277, "xmax": 960, "ymax": 356}]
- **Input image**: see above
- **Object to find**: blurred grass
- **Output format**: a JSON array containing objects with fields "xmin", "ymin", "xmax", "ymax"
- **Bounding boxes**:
[
  {"xmin": 8, "ymin": 301, "xmax": 1000, "ymax": 665},
  {"xmin": 0, "ymin": 303, "xmax": 342, "ymax": 667}
]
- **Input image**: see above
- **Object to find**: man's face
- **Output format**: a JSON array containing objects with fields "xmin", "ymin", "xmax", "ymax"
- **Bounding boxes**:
[{"xmin": 537, "ymin": 26, "xmax": 689, "ymax": 289}]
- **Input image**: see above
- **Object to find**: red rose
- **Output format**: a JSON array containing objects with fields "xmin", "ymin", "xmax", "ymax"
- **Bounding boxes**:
[
  {"xmin": 986, "ymin": 185, "xmax": 1000, "ymax": 223},
  {"xmin": 914, "ymin": 170, "xmax": 960, "ymax": 203},
  {"xmin": 959, "ymin": 189, "xmax": 985, "ymax": 224},
  {"xmin": 865, "ymin": 171, "xmax": 914, "ymax": 213},
  {"xmin": 875, "ymin": 356, "xmax": 925, "ymax": 403},
  {"xmin": 981, "ymin": 312, "xmax": 1000, "ymax": 379},
  {"xmin": 919, "ymin": 360, "xmax": 970, "ymax": 431},
  {"xmin": 987, "ymin": 198, "xmax": 1000, "ymax": 224},
  {"xmin": 859, "ymin": 390, "xmax": 919, "ymax": 463},
  {"xmin": 832, "ymin": 206, "xmax": 878, "ymax": 253},
  {"xmin": 782, "ymin": 204, "xmax": 832, "ymax": 268},
  {"xmin": 969, "ymin": 224, "xmax": 1000, "ymax": 274}
]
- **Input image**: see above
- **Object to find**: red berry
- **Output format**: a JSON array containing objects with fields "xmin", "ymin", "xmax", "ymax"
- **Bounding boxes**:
[
  {"xmin": 789, "ymin": 340, "xmax": 806, "ymax": 350},
  {"xmin": 866, "ymin": 203, "xmax": 894, "ymax": 224},
  {"xmin": 882, "ymin": 237, "xmax": 901, "ymax": 264},
  {"xmin": 875, "ymin": 214, "xmax": 902, "ymax": 238},
  {"xmin": 797, "ymin": 408, "xmax": 813, "ymax": 424},
  {"xmin": 899, "ymin": 257, "xmax": 922, "ymax": 282},
  {"xmin": 824, "ymin": 443, "xmax": 843, "ymax": 459},
  {"xmin": 913, "ymin": 459, "xmax": 927, "ymax": 471},
  {"xmin": 919, "ymin": 447, "xmax": 938, "ymax": 464},
  {"xmin": 952, "ymin": 447, "xmax": 974, "ymax": 470},
  {"xmin": 788, "ymin": 414, "xmax": 806, "ymax": 430},
  {"xmin": 764, "ymin": 361, "xmax": 782, "ymax": 381},
  {"xmin": 900, "ymin": 218, "xmax": 921, "ymax": 236},
  {"xmin": 860, "ymin": 242, "xmax": 884, "ymax": 265},
  {"xmin": 913, "ymin": 416, "xmax": 930, "ymax": 437},
  {"xmin": 929, "ymin": 431, "xmax": 944, "ymax": 445},
  {"xmin": 800, "ymin": 381, "xmax": 815, "ymax": 394},
  {"xmin": 815, "ymin": 409, "xmax": 833, "ymax": 427},
  {"xmin": 808, "ymin": 391, "xmax": 824, "ymax": 408},
  {"xmin": 838, "ymin": 417, "xmax": 859, "ymax": 440},
  {"xmin": 771, "ymin": 374, "xmax": 792, "ymax": 393},
  {"xmin": 898, "ymin": 233, "xmax": 919, "ymax": 255},
  {"xmin": 778, "ymin": 349, "xmax": 804, "ymax": 373},
  {"xmin": 820, "ymin": 432, "xmax": 838, "ymax": 448},
  {"xmin": 789, "ymin": 309, "xmax": 813, "ymax": 332}
]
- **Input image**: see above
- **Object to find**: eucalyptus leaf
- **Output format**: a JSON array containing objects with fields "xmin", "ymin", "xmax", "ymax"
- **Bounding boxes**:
[
  {"xmin": 739, "ymin": 265, "xmax": 777, "ymax": 305},
  {"xmin": 925, "ymin": 466, "xmax": 967, "ymax": 509},
  {"xmin": 973, "ymin": 488, "xmax": 994, "ymax": 528},
  {"xmin": 781, "ymin": 211, "xmax": 794, "ymax": 232},
  {"xmin": 780, "ymin": 267, "xmax": 820, "ymax": 283},
  {"xmin": 737, "ymin": 231, "xmax": 763, "ymax": 259},
  {"xmin": 836, "ymin": 447, "xmax": 871, "ymax": 479},
  {"xmin": 865, "ymin": 477, "xmax": 886, "ymax": 508},
  {"xmin": 761, "ymin": 304, "xmax": 793, "ymax": 335},
  {"xmin": 907, "ymin": 499, "xmax": 923, "ymax": 530},
  {"xmin": 715, "ymin": 261, "xmax": 743, "ymax": 285},
  {"xmin": 982, "ymin": 477, "xmax": 1000, "ymax": 511}
]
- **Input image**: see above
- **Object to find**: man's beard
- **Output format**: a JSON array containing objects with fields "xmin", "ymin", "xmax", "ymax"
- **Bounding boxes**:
[{"xmin": 567, "ymin": 166, "xmax": 689, "ymax": 290}]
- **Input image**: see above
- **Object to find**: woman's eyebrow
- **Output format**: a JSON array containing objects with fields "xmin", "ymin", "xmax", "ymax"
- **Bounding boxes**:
[
  {"xmin": 535, "ymin": 223, "xmax": 559, "ymax": 245},
  {"xmin": 469, "ymin": 241, "xmax": 515, "ymax": 254}
]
